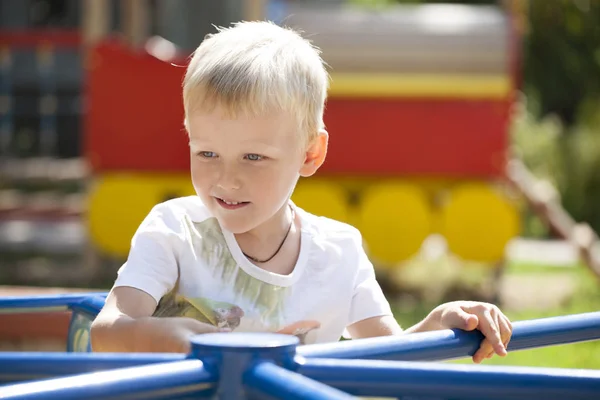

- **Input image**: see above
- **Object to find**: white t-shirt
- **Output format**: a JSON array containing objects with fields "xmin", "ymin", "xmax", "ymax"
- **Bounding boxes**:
[{"xmin": 113, "ymin": 196, "xmax": 392, "ymax": 345}]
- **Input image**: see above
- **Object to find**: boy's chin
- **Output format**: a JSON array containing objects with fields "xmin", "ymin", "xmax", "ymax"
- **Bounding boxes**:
[{"xmin": 216, "ymin": 216, "xmax": 255, "ymax": 235}]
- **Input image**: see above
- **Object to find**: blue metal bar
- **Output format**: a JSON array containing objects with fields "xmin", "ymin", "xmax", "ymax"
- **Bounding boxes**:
[
  {"xmin": 244, "ymin": 361, "xmax": 354, "ymax": 400},
  {"xmin": 191, "ymin": 332, "xmax": 301, "ymax": 399},
  {"xmin": 298, "ymin": 311, "xmax": 600, "ymax": 361},
  {"xmin": 68, "ymin": 296, "xmax": 106, "ymax": 316},
  {"xmin": 65, "ymin": 296, "xmax": 106, "ymax": 352},
  {"xmin": 295, "ymin": 357, "xmax": 600, "ymax": 400},
  {"xmin": 66, "ymin": 310, "xmax": 94, "ymax": 353},
  {"xmin": 0, "ymin": 352, "xmax": 186, "ymax": 383},
  {"xmin": 0, "ymin": 293, "xmax": 108, "ymax": 312},
  {"xmin": 0, "ymin": 360, "xmax": 216, "ymax": 399}
]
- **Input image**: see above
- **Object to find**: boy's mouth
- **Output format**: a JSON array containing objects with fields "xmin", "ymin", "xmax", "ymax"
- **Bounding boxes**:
[{"xmin": 215, "ymin": 197, "xmax": 250, "ymax": 210}]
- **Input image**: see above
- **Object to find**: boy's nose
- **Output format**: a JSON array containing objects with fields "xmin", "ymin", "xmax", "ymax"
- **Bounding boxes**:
[{"xmin": 216, "ymin": 167, "xmax": 242, "ymax": 190}]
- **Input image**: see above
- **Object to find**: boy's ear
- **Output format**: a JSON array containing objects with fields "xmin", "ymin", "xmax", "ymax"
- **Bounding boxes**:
[{"xmin": 299, "ymin": 129, "xmax": 328, "ymax": 177}]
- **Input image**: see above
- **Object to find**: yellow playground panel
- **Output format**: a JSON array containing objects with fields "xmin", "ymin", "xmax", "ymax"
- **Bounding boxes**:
[{"xmin": 87, "ymin": 175, "xmax": 520, "ymax": 267}]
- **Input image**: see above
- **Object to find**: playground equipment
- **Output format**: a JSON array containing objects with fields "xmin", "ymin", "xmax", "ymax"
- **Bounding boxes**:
[
  {"xmin": 3, "ymin": 2, "xmax": 599, "ymax": 286},
  {"xmin": 7, "ymin": 0, "xmax": 598, "ymax": 281},
  {"xmin": 81, "ymin": 1, "xmax": 522, "ymax": 267},
  {"xmin": 507, "ymin": 159, "xmax": 600, "ymax": 281},
  {"xmin": 0, "ymin": 14, "xmax": 86, "ymax": 259},
  {"xmin": 0, "ymin": 293, "xmax": 599, "ymax": 399}
]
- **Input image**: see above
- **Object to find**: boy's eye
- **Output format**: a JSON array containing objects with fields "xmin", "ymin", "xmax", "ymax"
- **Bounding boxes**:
[
  {"xmin": 245, "ymin": 154, "xmax": 263, "ymax": 161},
  {"xmin": 198, "ymin": 151, "xmax": 217, "ymax": 158}
]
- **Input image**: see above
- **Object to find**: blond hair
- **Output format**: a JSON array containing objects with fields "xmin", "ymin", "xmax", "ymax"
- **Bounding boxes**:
[{"xmin": 183, "ymin": 21, "xmax": 329, "ymax": 143}]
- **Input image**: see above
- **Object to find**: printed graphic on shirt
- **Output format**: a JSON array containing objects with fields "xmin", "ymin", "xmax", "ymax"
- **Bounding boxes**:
[
  {"xmin": 153, "ymin": 294, "xmax": 245, "ymax": 330},
  {"xmin": 153, "ymin": 216, "xmax": 320, "ymax": 344}
]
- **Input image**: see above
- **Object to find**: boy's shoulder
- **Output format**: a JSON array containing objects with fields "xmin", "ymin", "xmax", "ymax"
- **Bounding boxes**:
[
  {"xmin": 146, "ymin": 195, "xmax": 213, "ymax": 227},
  {"xmin": 297, "ymin": 207, "xmax": 362, "ymax": 246}
]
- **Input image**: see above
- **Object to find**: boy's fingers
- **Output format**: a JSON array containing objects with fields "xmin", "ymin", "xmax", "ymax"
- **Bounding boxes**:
[
  {"xmin": 478, "ymin": 309, "xmax": 505, "ymax": 355},
  {"xmin": 492, "ymin": 312, "xmax": 508, "ymax": 356},
  {"xmin": 453, "ymin": 309, "xmax": 479, "ymax": 331},
  {"xmin": 472, "ymin": 339, "xmax": 493, "ymax": 364},
  {"xmin": 498, "ymin": 314, "xmax": 513, "ymax": 352}
]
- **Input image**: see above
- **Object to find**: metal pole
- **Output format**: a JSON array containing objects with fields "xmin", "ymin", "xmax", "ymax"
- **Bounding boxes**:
[
  {"xmin": 506, "ymin": 158, "xmax": 600, "ymax": 281},
  {"xmin": 190, "ymin": 332, "xmax": 300, "ymax": 399},
  {"xmin": 81, "ymin": 0, "xmax": 110, "ymax": 58},
  {"xmin": 0, "ymin": 293, "xmax": 107, "ymax": 311},
  {"xmin": 36, "ymin": 43, "xmax": 57, "ymax": 159},
  {"xmin": 298, "ymin": 311, "xmax": 600, "ymax": 361},
  {"xmin": 121, "ymin": 0, "xmax": 150, "ymax": 50},
  {"xmin": 0, "ymin": 360, "xmax": 215, "ymax": 399},
  {"xmin": 66, "ymin": 296, "xmax": 108, "ymax": 353},
  {"xmin": 0, "ymin": 46, "xmax": 12, "ymax": 157},
  {"xmin": 155, "ymin": 0, "xmax": 245, "ymax": 52},
  {"xmin": 245, "ymin": 361, "xmax": 354, "ymax": 400},
  {"xmin": 244, "ymin": 0, "xmax": 266, "ymax": 21},
  {"xmin": 0, "ymin": 353, "xmax": 185, "ymax": 383},
  {"xmin": 295, "ymin": 357, "xmax": 600, "ymax": 400}
]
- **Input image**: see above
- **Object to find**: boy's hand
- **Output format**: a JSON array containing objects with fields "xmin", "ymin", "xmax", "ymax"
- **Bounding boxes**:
[
  {"xmin": 432, "ymin": 301, "xmax": 512, "ymax": 364},
  {"xmin": 137, "ymin": 317, "xmax": 230, "ymax": 354}
]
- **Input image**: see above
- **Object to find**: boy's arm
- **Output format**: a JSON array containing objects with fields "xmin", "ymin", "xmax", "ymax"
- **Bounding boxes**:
[
  {"xmin": 346, "ymin": 313, "xmax": 442, "ymax": 339},
  {"xmin": 91, "ymin": 287, "xmax": 223, "ymax": 353},
  {"xmin": 346, "ymin": 302, "xmax": 512, "ymax": 364}
]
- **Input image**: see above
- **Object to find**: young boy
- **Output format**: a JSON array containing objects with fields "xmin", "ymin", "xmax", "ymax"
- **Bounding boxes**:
[{"xmin": 90, "ymin": 21, "xmax": 512, "ymax": 364}]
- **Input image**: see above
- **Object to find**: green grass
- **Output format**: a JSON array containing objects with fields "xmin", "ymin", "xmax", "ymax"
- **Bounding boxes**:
[{"xmin": 391, "ymin": 261, "xmax": 600, "ymax": 369}]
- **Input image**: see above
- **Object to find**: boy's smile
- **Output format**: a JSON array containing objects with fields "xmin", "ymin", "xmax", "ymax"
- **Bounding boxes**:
[{"xmin": 214, "ymin": 197, "xmax": 250, "ymax": 210}]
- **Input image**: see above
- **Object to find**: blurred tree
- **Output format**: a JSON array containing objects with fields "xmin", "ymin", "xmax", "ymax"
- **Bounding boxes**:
[
  {"xmin": 523, "ymin": 0, "xmax": 600, "ymax": 234},
  {"xmin": 524, "ymin": 0, "xmax": 600, "ymax": 126}
]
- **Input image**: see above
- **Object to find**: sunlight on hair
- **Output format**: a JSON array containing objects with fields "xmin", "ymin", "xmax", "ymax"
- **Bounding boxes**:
[{"xmin": 183, "ymin": 21, "xmax": 329, "ymax": 142}]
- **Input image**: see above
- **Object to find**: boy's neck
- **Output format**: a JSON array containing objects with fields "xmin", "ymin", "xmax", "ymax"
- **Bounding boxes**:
[{"xmin": 234, "ymin": 202, "xmax": 297, "ymax": 262}]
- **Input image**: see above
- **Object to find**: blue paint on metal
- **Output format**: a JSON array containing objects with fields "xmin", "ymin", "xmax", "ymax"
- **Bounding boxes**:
[
  {"xmin": 191, "ymin": 333, "xmax": 299, "ymax": 400},
  {"xmin": 68, "ymin": 296, "xmax": 106, "ymax": 316},
  {"xmin": 0, "ymin": 360, "xmax": 216, "ymax": 399},
  {"xmin": 245, "ymin": 361, "xmax": 354, "ymax": 400},
  {"xmin": 65, "ymin": 296, "xmax": 107, "ymax": 352},
  {"xmin": 0, "ymin": 293, "xmax": 107, "ymax": 353},
  {"xmin": 0, "ymin": 293, "xmax": 108, "ymax": 311},
  {"xmin": 294, "ymin": 357, "xmax": 600, "ymax": 399},
  {"xmin": 0, "ymin": 352, "xmax": 186, "ymax": 383},
  {"xmin": 191, "ymin": 332, "xmax": 298, "ymax": 361},
  {"xmin": 297, "ymin": 311, "xmax": 600, "ymax": 361},
  {"xmin": 65, "ymin": 310, "xmax": 94, "ymax": 353},
  {"xmin": 0, "ymin": 293, "xmax": 599, "ymax": 399}
]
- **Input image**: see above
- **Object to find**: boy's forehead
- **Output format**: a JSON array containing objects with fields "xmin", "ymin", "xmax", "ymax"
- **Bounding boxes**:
[
  {"xmin": 188, "ymin": 104, "xmax": 294, "ymax": 123},
  {"xmin": 187, "ymin": 107, "xmax": 301, "ymax": 141}
]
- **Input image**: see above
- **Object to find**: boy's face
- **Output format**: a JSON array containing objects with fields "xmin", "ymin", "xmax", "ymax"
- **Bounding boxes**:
[{"xmin": 187, "ymin": 105, "xmax": 327, "ymax": 234}]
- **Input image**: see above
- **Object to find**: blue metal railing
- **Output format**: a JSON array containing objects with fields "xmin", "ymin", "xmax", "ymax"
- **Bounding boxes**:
[
  {"xmin": 297, "ymin": 310, "xmax": 600, "ymax": 361},
  {"xmin": 0, "ymin": 293, "xmax": 107, "ymax": 312},
  {"xmin": 0, "ymin": 292, "xmax": 107, "ymax": 353},
  {"xmin": 0, "ymin": 294, "xmax": 599, "ymax": 399}
]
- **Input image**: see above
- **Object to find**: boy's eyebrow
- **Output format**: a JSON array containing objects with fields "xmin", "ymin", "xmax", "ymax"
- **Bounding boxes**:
[
  {"xmin": 188, "ymin": 141, "xmax": 201, "ymax": 151},
  {"xmin": 188, "ymin": 139, "xmax": 284, "ymax": 154}
]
